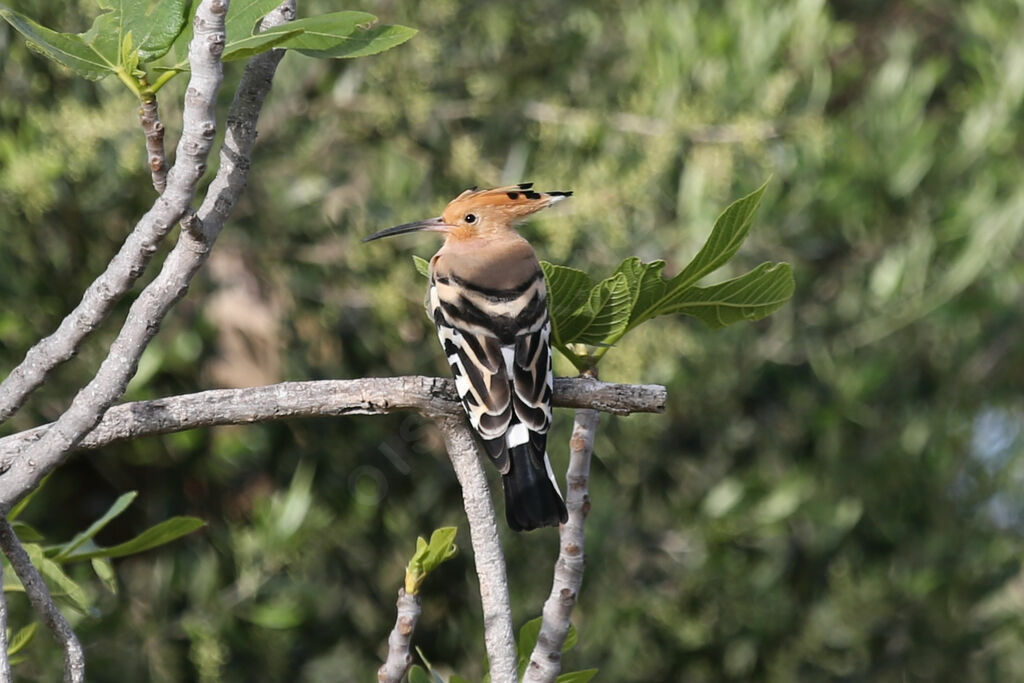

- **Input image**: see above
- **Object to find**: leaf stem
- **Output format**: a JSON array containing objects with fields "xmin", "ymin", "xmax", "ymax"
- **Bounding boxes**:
[{"xmin": 146, "ymin": 68, "xmax": 181, "ymax": 96}]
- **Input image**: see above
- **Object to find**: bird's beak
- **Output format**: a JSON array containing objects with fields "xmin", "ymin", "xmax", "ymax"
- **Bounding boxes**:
[{"xmin": 362, "ymin": 216, "xmax": 453, "ymax": 243}]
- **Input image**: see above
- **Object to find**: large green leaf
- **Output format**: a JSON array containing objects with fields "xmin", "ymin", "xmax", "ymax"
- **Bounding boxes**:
[
  {"xmin": 292, "ymin": 23, "xmax": 417, "ymax": 59},
  {"xmin": 221, "ymin": 28, "xmax": 303, "ymax": 61},
  {"xmin": 540, "ymin": 262, "xmax": 593, "ymax": 350},
  {"xmin": 662, "ymin": 261, "xmax": 795, "ymax": 329},
  {"xmin": 259, "ymin": 11, "xmax": 375, "ymax": 52},
  {"xmin": 667, "ymin": 178, "xmax": 770, "ymax": 293},
  {"xmin": 0, "ymin": 5, "xmax": 113, "ymax": 79},
  {"xmin": 83, "ymin": 0, "xmax": 189, "ymax": 63},
  {"xmin": 60, "ymin": 516, "xmax": 205, "ymax": 561}
]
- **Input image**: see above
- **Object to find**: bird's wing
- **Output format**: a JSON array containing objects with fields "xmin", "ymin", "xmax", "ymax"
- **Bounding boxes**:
[
  {"xmin": 430, "ymin": 283, "xmax": 514, "ymax": 472},
  {"xmin": 509, "ymin": 320, "xmax": 554, "ymax": 469}
]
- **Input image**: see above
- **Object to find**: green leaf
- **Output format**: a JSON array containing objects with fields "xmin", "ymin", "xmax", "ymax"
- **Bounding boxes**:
[
  {"xmin": 412, "ymin": 254, "xmax": 431, "ymax": 278},
  {"xmin": 225, "ymin": 0, "xmax": 289, "ymax": 46},
  {"xmin": 293, "ymin": 23, "xmax": 417, "ymax": 59},
  {"xmin": 50, "ymin": 491, "xmax": 138, "ymax": 561},
  {"xmin": 24, "ymin": 544, "xmax": 90, "ymax": 612},
  {"xmin": 517, "ymin": 617, "xmax": 542, "ymax": 661},
  {"xmin": 563, "ymin": 622, "xmax": 579, "ymax": 653},
  {"xmin": 7, "ymin": 623, "xmax": 37, "ymax": 657},
  {"xmin": 9, "ymin": 521, "xmax": 45, "ymax": 543},
  {"xmin": 540, "ymin": 262, "xmax": 593, "ymax": 348},
  {"xmin": 407, "ymin": 665, "xmax": 431, "ymax": 683},
  {"xmin": 0, "ymin": 5, "xmax": 113, "ymax": 80},
  {"xmin": 221, "ymin": 27, "xmax": 303, "ymax": 61},
  {"xmin": 668, "ymin": 179, "xmax": 770, "ymax": 293},
  {"xmin": 573, "ymin": 271, "xmax": 632, "ymax": 345},
  {"xmin": 449, "ymin": 676, "xmax": 472, "ymax": 683},
  {"xmin": 259, "ymin": 11, "xmax": 374, "ymax": 52},
  {"xmin": 662, "ymin": 262, "xmax": 795, "ymax": 329},
  {"xmin": 91, "ymin": 557, "xmax": 118, "ymax": 594},
  {"xmin": 555, "ymin": 669, "xmax": 599, "ymax": 683},
  {"xmin": 85, "ymin": 0, "xmax": 189, "ymax": 64},
  {"xmin": 61, "ymin": 516, "xmax": 205, "ymax": 561}
]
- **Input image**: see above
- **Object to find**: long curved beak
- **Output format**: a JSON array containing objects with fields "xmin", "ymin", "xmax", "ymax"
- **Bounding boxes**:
[{"xmin": 362, "ymin": 216, "xmax": 452, "ymax": 243}]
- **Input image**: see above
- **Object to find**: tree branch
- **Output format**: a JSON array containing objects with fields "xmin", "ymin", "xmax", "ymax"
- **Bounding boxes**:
[
  {"xmin": 0, "ymin": 0, "xmax": 232, "ymax": 426},
  {"xmin": 525, "ymin": 407, "xmax": 600, "ymax": 682},
  {"xmin": 0, "ymin": 521, "xmax": 84, "ymax": 683},
  {"xmin": 437, "ymin": 416, "xmax": 518, "ymax": 683},
  {"xmin": 0, "ymin": 0, "xmax": 299, "ymax": 514},
  {"xmin": 377, "ymin": 587, "xmax": 421, "ymax": 682},
  {"xmin": 0, "ymin": 377, "xmax": 665, "ymax": 468},
  {"xmin": 138, "ymin": 98, "xmax": 168, "ymax": 193},
  {"xmin": 0, "ymin": 558, "xmax": 10, "ymax": 683}
]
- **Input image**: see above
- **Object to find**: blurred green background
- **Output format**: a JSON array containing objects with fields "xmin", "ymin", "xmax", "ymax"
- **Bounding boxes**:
[{"xmin": 3, "ymin": 0, "xmax": 1024, "ymax": 680}]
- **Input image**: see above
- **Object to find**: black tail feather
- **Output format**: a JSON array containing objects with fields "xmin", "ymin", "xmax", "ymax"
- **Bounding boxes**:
[{"xmin": 501, "ymin": 444, "xmax": 567, "ymax": 532}]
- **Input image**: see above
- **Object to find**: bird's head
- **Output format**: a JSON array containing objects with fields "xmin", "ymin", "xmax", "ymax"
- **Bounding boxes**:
[{"xmin": 363, "ymin": 183, "xmax": 572, "ymax": 243}]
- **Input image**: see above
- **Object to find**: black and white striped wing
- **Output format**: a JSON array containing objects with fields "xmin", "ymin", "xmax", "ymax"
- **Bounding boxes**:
[{"xmin": 509, "ymin": 320, "xmax": 554, "ymax": 468}]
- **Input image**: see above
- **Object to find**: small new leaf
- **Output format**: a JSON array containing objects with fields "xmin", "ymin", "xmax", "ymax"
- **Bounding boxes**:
[{"xmin": 404, "ymin": 526, "xmax": 458, "ymax": 595}]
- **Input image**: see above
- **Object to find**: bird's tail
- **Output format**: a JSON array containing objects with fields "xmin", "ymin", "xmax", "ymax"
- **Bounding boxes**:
[{"xmin": 501, "ymin": 445, "xmax": 567, "ymax": 532}]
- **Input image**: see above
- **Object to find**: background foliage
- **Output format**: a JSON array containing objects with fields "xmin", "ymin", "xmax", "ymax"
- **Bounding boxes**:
[{"xmin": 2, "ymin": 0, "xmax": 1024, "ymax": 680}]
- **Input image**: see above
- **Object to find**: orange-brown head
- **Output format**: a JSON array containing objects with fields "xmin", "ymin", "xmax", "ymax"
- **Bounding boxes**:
[{"xmin": 362, "ymin": 183, "xmax": 572, "ymax": 243}]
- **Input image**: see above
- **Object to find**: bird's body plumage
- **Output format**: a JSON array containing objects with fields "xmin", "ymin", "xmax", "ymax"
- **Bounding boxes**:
[{"xmin": 364, "ymin": 183, "xmax": 571, "ymax": 531}]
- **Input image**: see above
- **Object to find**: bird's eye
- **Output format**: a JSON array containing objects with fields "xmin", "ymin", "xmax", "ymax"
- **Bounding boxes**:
[{"xmin": 465, "ymin": 214, "xmax": 477, "ymax": 224}]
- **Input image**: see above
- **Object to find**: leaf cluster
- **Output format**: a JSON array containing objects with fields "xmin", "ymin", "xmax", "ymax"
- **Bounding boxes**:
[
  {"xmin": 543, "ymin": 180, "xmax": 793, "ymax": 370},
  {"xmin": 0, "ymin": 0, "xmax": 416, "ymax": 100},
  {"xmin": 3, "ymin": 479, "xmax": 203, "ymax": 665}
]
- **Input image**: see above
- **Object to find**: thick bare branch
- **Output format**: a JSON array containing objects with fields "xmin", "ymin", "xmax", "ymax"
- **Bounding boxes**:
[
  {"xmin": 0, "ymin": 0, "xmax": 298, "ymax": 514},
  {"xmin": 0, "ymin": 0, "xmax": 231, "ymax": 426},
  {"xmin": 138, "ymin": 98, "xmax": 168, "ymax": 193},
  {"xmin": 0, "ymin": 521, "xmax": 84, "ymax": 683},
  {"xmin": 377, "ymin": 588, "xmax": 421, "ymax": 682},
  {"xmin": 437, "ymin": 416, "xmax": 518, "ymax": 683},
  {"xmin": 525, "ymin": 407, "xmax": 600, "ymax": 682},
  {"xmin": 0, "ymin": 377, "xmax": 665, "ymax": 467}
]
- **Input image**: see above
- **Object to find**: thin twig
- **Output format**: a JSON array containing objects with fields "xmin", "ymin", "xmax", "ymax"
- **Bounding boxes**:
[
  {"xmin": 525, "ymin": 404, "xmax": 600, "ymax": 682},
  {"xmin": 377, "ymin": 588, "xmax": 421, "ymax": 682},
  {"xmin": 0, "ymin": 377, "xmax": 666, "ymax": 483},
  {"xmin": 0, "ymin": 0, "xmax": 299, "ymax": 514},
  {"xmin": 437, "ymin": 416, "xmax": 518, "ymax": 683},
  {"xmin": 0, "ymin": 557, "xmax": 10, "ymax": 683},
  {"xmin": 138, "ymin": 97, "xmax": 168, "ymax": 193},
  {"xmin": 0, "ymin": 0, "xmax": 232, "ymax": 427},
  {"xmin": 0, "ymin": 521, "xmax": 83, "ymax": 683}
]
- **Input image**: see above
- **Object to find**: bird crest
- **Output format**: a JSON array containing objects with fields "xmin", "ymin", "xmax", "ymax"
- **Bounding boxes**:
[{"xmin": 441, "ymin": 183, "xmax": 572, "ymax": 237}]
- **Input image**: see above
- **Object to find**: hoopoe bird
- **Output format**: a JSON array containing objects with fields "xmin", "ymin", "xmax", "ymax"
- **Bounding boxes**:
[{"xmin": 363, "ymin": 183, "xmax": 572, "ymax": 531}]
